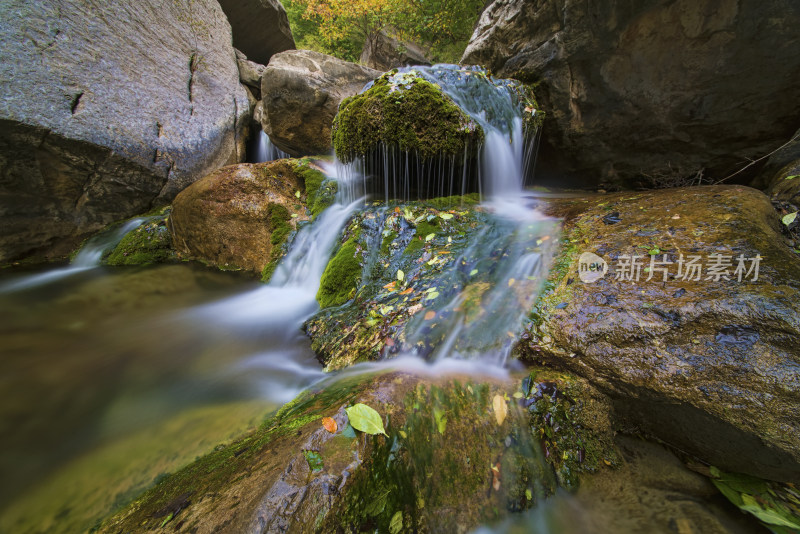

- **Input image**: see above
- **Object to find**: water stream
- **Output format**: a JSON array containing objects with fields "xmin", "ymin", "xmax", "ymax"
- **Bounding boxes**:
[{"xmin": 2, "ymin": 65, "xmax": 566, "ymax": 532}]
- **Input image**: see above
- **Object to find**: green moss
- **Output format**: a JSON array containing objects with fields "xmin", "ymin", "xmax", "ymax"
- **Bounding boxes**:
[
  {"xmin": 332, "ymin": 71, "xmax": 484, "ymax": 164},
  {"xmin": 104, "ymin": 214, "xmax": 177, "ymax": 266},
  {"xmin": 261, "ymin": 203, "xmax": 294, "ymax": 283},
  {"xmin": 316, "ymin": 237, "xmax": 362, "ymax": 308},
  {"xmin": 292, "ymin": 160, "xmax": 338, "ymax": 219}
]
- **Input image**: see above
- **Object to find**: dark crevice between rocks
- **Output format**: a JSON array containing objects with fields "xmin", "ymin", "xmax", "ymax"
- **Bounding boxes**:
[{"xmin": 188, "ymin": 52, "xmax": 199, "ymax": 114}]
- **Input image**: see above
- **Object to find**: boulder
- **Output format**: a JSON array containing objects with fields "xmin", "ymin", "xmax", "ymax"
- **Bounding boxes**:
[
  {"xmin": 261, "ymin": 50, "xmax": 381, "ymax": 156},
  {"xmin": 168, "ymin": 160, "xmax": 316, "ymax": 275},
  {"xmin": 759, "ymin": 128, "xmax": 800, "ymax": 208},
  {"xmin": 0, "ymin": 0, "xmax": 250, "ymax": 262},
  {"xmin": 462, "ymin": 0, "xmax": 800, "ymax": 187},
  {"xmin": 235, "ymin": 49, "xmax": 267, "ymax": 98},
  {"xmin": 217, "ymin": 0, "xmax": 295, "ymax": 66},
  {"xmin": 360, "ymin": 30, "xmax": 431, "ymax": 71},
  {"xmin": 519, "ymin": 185, "xmax": 800, "ymax": 482},
  {"xmin": 97, "ymin": 369, "xmax": 616, "ymax": 533}
]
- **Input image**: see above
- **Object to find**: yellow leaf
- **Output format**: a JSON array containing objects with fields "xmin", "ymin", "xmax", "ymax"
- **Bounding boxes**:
[{"xmin": 493, "ymin": 394, "xmax": 507, "ymax": 425}]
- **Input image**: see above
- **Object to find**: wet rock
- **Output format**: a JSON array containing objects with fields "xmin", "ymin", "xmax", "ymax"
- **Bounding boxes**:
[
  {"xmin": 520, "ymin": 185, "xmax": 800, "ymax": 483},
  {"xmin": 360, "ymin": 30, "xmax": 431, "ymax": 71},
  {"xmin": 97, "ymin": 372, "xmax": 562, "ymax": 533},
  {"xmin": 462, "ymin": 0, "xmax": 800, "ymax": 187},
  {"xmin": 217, "ymin": 0, "xmax": 295, "ymax": 66},
  {"xmin": 261, "ymin": 50, "xmax": 381, "ymax": 156},
  {"xmin": 168, "ymin": 160, "xmax": 322, "ymax": 275},
  {"xmin": 103, "ymin": 210, "xmax": 178, "ymax": 266},
  {"xmin": 0, "ymin": 0, "xmax": 251, "ymax": 262}
]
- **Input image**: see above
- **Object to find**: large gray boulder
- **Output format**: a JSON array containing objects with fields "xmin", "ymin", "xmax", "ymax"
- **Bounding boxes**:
[
  {"xmin": 217, "ymin": 0, "xmax": 295, "ymax": 66},
  {"xmin": 261, "ymin": 50, "xmax": 381, "ymax": 156},
  {"xmin": 0, "ymin": 0, "xmax": 251, "ymax": 262},
  {"xmin": 360, "ymin": 30, "xmax": 431, "ymax": 71},
  {"xmin": 462, "ymin": 0, "xmax": 800, "ymax": 187}
]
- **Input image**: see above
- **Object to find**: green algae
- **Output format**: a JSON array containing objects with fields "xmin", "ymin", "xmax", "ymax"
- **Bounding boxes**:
[
  {"xmin": 316, "ymin": 236, "xmax": 362, "ymax": 308},
  {"xmin": 103, "ymin": 212, "xmax": 177, "ymax": 266}
]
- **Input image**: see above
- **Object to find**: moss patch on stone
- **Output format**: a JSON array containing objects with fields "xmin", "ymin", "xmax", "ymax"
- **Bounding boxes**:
[
  {"xmin": 291, "ymin": 159, "xmax": 338, "ymax": 219},
  {"xmin": 103, "ymin": 213, "xmax": 177, "ymax": 266},
  {"xmin": 332, "ymin": 70, "xmax": 484, "ymax": 164},
  {"xmin": 260, "ymin": 203, "xmax": 294, "ymax": 283},
  {"xmin": 316, "ymin": 236, "xmax": 362, "ymax": 308}
]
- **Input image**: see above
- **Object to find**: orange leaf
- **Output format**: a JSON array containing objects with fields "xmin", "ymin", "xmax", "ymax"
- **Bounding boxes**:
[
  {"xmin": 383, "ymin": 281, "xmax": 397, "ymax": 290},
  {"xmin": 322, "ymin": 417, "xmax": 337, "ymax": 433},
  {"xmin": 399, "ymin": 288, "xmax": 413, "ymax": 295},
  {"xmin": 384, "ymin": 337, "xmax": 395, "ymax": 347},
  {"xmin": 424, "ymin": 310, "xmax": 436, "ymax": 320},
  {"xmin": 394, "ymin": 207, "xmax": 401, "ymax": 213}
]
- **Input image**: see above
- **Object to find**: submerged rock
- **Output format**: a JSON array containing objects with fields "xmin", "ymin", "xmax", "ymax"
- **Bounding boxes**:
[
  {"xmin": 96, "ymin": 371, "xmax": 568, "ymax": 533},
  {"xmin": 520, "ymin": 185, "xmax": 800, "ymax": 482},
  {"xmin": 360, "ymin": 30, "xmax": 431, "ymax": 71},
  {"xmin": 217, "ymin": 0, "xmax": 295, "ymax": 66},
  {"xmin": 0, "ymin": 0, "xmax": 251, "ymax": 262},
  {"xmin": 462, "ymin": 0, "xmax": 800, "ymax": 187},
  {"xmin": 168, "ymin": 160, "xmax": 327, "ymax": 276},
  {"xmin": 261, "ymin": 50, "xmax": 381, "ymax": 156}
]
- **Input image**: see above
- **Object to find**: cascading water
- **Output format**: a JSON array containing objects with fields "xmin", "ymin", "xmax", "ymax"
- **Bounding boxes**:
[
  {"xmin": 0, "ymin": 217, "xmax": 149, "ymax": 293},
  {"xmin": 250, "ymin": 130, "xmax": 290, "ymax": 163}
]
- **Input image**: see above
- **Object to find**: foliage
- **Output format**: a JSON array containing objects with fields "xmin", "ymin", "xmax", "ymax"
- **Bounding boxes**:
[
  {"xmin": 345, "ymin": 403, "xmax": 388, "ymax": 436},
  {"xmin": 283, "ymin": 0, "xmax": 485, "ymax": 64}
]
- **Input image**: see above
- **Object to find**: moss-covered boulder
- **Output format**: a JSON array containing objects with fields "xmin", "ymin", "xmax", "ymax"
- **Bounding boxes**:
[
  {"xmin": 518, "ymin": 185, "xmax": 800, "ymax": 483},
  {"xmin": 332, "ymin": 69, "xmax": 483, "ymax": 164},
  {"xmin": 168, "ymin": 160, "xmax": 329, "ymax": 277},
  {"xmin": 97, "ymin": 369, "xmax": 616, "ymax": 533},
  {"xmin": 103, "ymin": 210, "xmax": 177, "ymax": 266},
  {"xmin": 307, "ymin": 196, "xmax": 561, "ymax": 370}
]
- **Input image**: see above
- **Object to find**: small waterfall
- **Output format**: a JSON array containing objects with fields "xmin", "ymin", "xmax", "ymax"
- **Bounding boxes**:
[
  {"xmin": 250, "ymin": 131, "xmax": 289, "ymax": 163},
  {"xmin": 0, "ymin": 218, "xmax": 148, "ymax": 293}
]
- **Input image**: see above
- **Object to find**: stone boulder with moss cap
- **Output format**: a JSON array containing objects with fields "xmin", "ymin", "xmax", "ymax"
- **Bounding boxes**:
[
  {"xmin": 332, "ymin": 69, "xmax": 484, "ymax": 166},
  {"xmin": 518, "ymin": 185, "xmax": 800, "ymax": 483},
  {"xmin": 168, "ymin": 160, "xmax": 329, "ymax": 277}
]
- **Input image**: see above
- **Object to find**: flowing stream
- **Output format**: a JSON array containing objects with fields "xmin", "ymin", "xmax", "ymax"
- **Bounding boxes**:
[{"xmin": 0, "ymin": 66, "xmax": 580, "ymax": 533}]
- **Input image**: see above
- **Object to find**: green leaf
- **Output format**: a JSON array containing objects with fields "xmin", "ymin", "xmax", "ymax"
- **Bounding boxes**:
[
  {"xmin": 785, "ymin": 174, "xmax": 799, "ymax": 180},
  {"xmin": 303, "ymin": 450, "xmax": 324, "ymax": 473},
  {"xmin": 469, "ymin": 269, "xmax": 478, "ymax": 276},
  {"xmin": 295, "ymin": 190, "xmax": 301, "ymax": 198},
  {"xmin": 425, "ymin": 233, "xmax": 435, "ymax": 242},
  {"xmin": 433, "ymin": 406, "xmax": 447, "ymax": 434},
  {"xmin": 390, "ymin": 511, "xmax": 404, "ymax": 534},
  {"xmin": 397, "ymin": 269, "xmax": 404, "ymax": 281},
  {"xmin": 341, "ymin": 424, "xmax": 357, "ymax": 438},
  {"xmin": 525, "ymin": 488, "xmax": 533, "ymax": 500},
  {"xmin": 346, "ymin": 403, "xmax": 387, "ymax": 436},
  {"xmin": 439, "ymin": 213, "xmax": 453, "ymax": 220},
  {"xmin": 160, "ymin": 513, "xmax": 174, "ymax": 528},
  {"xmin": 782, "ymin": 212, "xmax": 798, "ymax": 226}
]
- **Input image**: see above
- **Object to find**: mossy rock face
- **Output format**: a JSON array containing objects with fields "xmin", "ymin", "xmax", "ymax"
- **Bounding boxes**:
[
  {"xmin": 307, "ymin": 195, "xmax": 561, "ymax": 370},
  {"xmin": 516, "ymin": 185, "xmax": 800, "ymax": 483},
  {"xmin": 103, "ymin": 211, "xmax": 177, "ymax": 266},
  {"xmin": 97, "ymin": 371, "xmax": 578, "ymax": 533},
  {"xmin": 332, "ymin": 69, "xmax": 484, "ymax": 164},
  {"xmin": 168, "ymin": 160, "xmax": 311, "ymax": 276}
]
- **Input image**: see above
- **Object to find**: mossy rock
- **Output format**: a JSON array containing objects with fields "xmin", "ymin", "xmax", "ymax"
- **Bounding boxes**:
[
  {"xmin": 332, "ymin": 69, "xmax": 484, "ymax": 164},
  {"xmin": 516, "ymin": 185, "xmax": 800, "ymax": 483},
  {"xmin": 103, "ymin": 212, "xmax": 177, "ymax": 266},
  {"xmin": 97, "ymin": 371, "xmax": 568, "ymax": 534},
  {"xmin": 306, "ymin": 196, "xmax": 560, "ymax": 370}
]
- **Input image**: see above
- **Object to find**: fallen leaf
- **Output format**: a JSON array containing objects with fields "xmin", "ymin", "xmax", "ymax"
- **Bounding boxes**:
[
  {"xmin": 295, "ymin": 190, "xmax": 301, "ymax": 198},
  {"xmin": 783, "ymin": 212, "xmax": 798, "ymax": 226},
  {"xmin": 491, "ymin": 462, "xmax": 501, "ymax": 491},
  {"xmin": 394, "ymin": 206, "xmax": 401, "ymax": 213},
  {"xmin": 322, "ymin": 417, "xmax": 338, "ymax": 433},
  {"xmin": 424, "ymin": 310, "xmax": 436, "ymax": 320},
  {"xmin": 425, "ymin": 233, "xmax": 435, "ymax": 242},
  {"xmin": 493, "ymin": 394, "xmax": 507, "ymax": 425},
  {"xmin": 384, "ymin": 337, "xmax": 395, "ymax": 347},
  {"xmin": 383, "ymin": 281, "xmax": 397, "ymax": 290},
  {"xmin": 400, "ymin": 288, "xmax": 413, "ymax": 295},
  {"xmin": 439, "ymin": 213, "xmax": 453, "ymax": 220},
  {"xmin": 469, "ymin": 269, "xmax": 478, "ymax": 276},
  {"xmin": 346, "ymin": 403, "xmax": 388, "ymax": 436},
  {"xmin": 397, "ymin": 269, "xmax": 405, "ymax": 281},
  {"xmin": 508, "ymin": 278, "xmax": 516, "ymax": 287},
  {"xmin": 390, "ymin": 511, "xmax": 404, "ymax": 534}
]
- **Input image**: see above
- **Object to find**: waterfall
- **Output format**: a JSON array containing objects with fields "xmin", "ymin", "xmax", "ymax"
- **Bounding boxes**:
[
  {"xmin": 250, "ymin": 131, "xmax": 289, "ymax": 163},
  {"xmin": 0, "ymin": 218, "xmax": 148, "ymax": 293}
]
